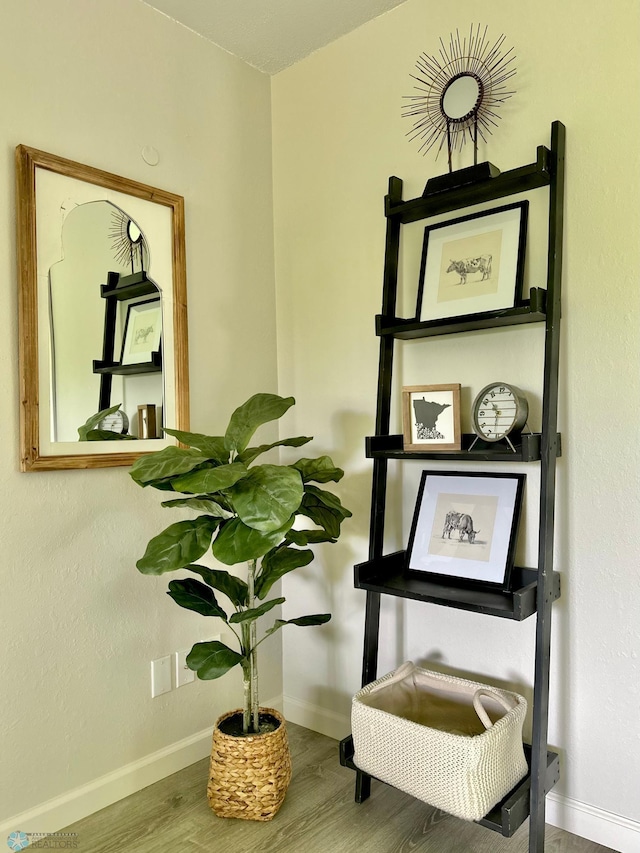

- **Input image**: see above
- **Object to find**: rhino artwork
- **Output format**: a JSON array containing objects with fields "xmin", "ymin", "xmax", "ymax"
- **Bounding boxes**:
[
  {"xmin": 134, "ymin": 325, "xmax": 155, "ymax": 345},
  {"xmin": 412, "ymin": 397, "xmax": 450, "ymax": 441}
]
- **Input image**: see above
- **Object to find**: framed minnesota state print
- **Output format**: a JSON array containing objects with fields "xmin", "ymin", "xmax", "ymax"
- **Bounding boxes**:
[
  {"xmin": 402, "ymin": 384, "xmax": 461, "ymax": 451},
  {"xmin": 406, "ymin": 470, "xmax": 525, "ymax": 590},
  {"xmin": 416, "ymin": 201, "xmax": 528, "ymax": 323}
]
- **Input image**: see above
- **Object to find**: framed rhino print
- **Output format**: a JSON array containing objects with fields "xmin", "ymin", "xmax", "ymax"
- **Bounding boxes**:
[
  {"xmin": 416, "ymin": 201, "xmax": 528, "ymax": 323},
  {"xmin": 402, "ymin": 384, "xmax": 461, "ymax": 451},
  {"xmin": 406, "ymin": 470, "xmax": 525, "ymax": 591}
]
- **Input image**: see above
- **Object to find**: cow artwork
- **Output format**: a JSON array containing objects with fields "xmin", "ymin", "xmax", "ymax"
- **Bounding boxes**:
[
  {"xmin": 412, "ymin": 397, "xmax": 450, "ymax": 441},
  {"xmin": 446, "ymin": 254, "xmax": 492, "ymax": 286},
  {"xmin": 442, "ymin": 510, "xmax": 479, "ymax": 544}
]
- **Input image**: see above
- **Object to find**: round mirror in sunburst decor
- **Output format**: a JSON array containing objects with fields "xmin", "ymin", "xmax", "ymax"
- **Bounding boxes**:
[{"xmin": 403, "ymin": 25, "xmax": 517, "ymax": 173}]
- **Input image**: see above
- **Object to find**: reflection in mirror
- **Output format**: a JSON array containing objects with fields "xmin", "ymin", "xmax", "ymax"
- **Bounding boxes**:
[
  {"xmin": 49, "ymin": 201, "xmax": 163, "ymax": 442},
  {"xmin": 442, "ymin": 74, "xmax": 483, "ymax": 122},
  {"xmin": 16, "ymin": 145, "xmax": 189, "ymax": 471}
]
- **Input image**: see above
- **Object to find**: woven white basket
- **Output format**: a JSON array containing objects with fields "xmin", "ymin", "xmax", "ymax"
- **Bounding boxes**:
[{"xmin": 352, "ymin": 662, "xmax": 528, "ymax": 821}]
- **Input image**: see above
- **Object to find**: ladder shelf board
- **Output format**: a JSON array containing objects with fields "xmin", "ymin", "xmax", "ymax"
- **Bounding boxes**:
[
  {"xmin": 100, "ymin": 271, "xmax": 159, "ymax": 301},
  {"xmin": 92, "ymin": 358, "xmax": 162, "ymax": 376},
  {"xmin": 354, "ymin": 552, "xmax": 561, "ymax": 621},
  {"xmin": 339, "ymin": 736, "xmax": 559, "ymax": 838},
  {"xmin": 385, "ymin": 145, "xmax": 551, "ymax": 224},
  {"xmin": 376, "ymin": 289, "xmax": 547, "ymax": 340},
  {"xmin": 366, "ymin": 432, "xmax": 562, "ymax": 463}
]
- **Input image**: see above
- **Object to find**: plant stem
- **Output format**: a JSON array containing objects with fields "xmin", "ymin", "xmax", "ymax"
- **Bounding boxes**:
[
  {"xmin": 248, "ymin": 559, "xmax": 260, "ymax": 732},
  {"xmin": 240, "ymin": 624, "xmax": 251, "ymax": 735}
]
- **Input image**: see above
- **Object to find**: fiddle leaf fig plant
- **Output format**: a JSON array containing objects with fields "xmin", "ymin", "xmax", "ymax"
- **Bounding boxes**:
[
  {"xmin": 130, "ymin": 393, "xmax": 351, "ymax": 735},
  {"xmin": 78, "ymin": 404, "xmax": 136, "ymax": 441}
]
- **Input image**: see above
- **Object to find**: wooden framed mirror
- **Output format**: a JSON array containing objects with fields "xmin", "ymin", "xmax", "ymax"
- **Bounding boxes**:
[{"xmin": 16, "ymin": 145, "xmax": 189, "ymax": 471}]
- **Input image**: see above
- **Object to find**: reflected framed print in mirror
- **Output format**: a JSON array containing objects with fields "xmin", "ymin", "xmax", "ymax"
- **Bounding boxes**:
[{"xmin": 16, "ymin": 145, "xmax": 189, "ymax": 471}]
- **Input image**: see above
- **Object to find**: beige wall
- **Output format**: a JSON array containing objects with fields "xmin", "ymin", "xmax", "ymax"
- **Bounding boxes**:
[
  {"xmin": 0, "ymin": 0, "xmax": 279, "ymax": 831},
  {"xmin": 273, "ymin": 0, "xmax": 640, "ymax": 845}
]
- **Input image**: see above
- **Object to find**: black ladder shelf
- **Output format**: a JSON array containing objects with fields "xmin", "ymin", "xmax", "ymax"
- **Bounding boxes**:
[
  {"xmin": 93, "ymin": 270, "xmax": 161, "ymax": 412},
  {"xmin": 339, "ymin": 121, "xmax": 565, "ymax": 853}
]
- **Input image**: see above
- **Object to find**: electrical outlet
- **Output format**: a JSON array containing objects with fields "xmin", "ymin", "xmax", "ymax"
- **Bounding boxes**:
[
  {"xmin": 175, "ymin": 649, "xmax": 195, "ymax": 688},
  {"xmin": 151, "ymin": 655, "xmax": 172, "ymax": 697}
]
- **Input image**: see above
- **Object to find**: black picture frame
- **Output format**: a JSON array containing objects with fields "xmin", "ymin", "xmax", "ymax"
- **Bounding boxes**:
[
  {"xmin": 406, "ymin": 470, "xmax": 526, "ymax": 591},
  {"xmin": 120, "ymin": 297, "xmax": 162, "ymax": 366},
  {"xmin": 416, "ymin": 201, "xmax": 528, "ymax": 323}
]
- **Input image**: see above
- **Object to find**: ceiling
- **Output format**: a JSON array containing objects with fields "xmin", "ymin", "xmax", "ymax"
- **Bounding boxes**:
[{"xmin": 141, "ymin": 0, "xmax": 411, "ymax": 75}]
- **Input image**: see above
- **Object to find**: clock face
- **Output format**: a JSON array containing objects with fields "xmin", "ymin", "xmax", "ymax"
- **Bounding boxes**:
[
  {"xmin": 98, "ymin": 409, "xmax": 129, "ymax": 434},
  {"xmin": 472, "ymin": 383, "xmax": 528, "ymax": 442}
]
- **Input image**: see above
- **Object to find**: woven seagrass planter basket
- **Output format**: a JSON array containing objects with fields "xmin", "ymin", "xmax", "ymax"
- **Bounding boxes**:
[{"xmin": 207, "ymin": 707, "xmax": 292, "ymax": 821}]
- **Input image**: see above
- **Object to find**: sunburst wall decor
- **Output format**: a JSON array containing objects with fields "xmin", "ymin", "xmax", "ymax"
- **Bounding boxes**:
[
  {"xmin": 402, "ymin": 25, "xmax": 516, "ymax": 172},
  {"xmin": 109, "ymin": 208, "xmax": 149, "ymax": 274}
]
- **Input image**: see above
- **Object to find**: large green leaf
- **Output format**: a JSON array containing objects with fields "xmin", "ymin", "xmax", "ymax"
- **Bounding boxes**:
[
  {"xmin": 211, "ymin": 517, "xmax": 294, "ymax": 565},
  {"xmin": 228, "ymin": 597, "xmax": 285, "ymax": 624},
  {"xmin": 255, "ymin": 546, "xmax": 314, "ymax": 599},
  {"xmin": 297, "ymin": 486, "xmax": 352, "ymax": 538},
  {"xmin": 237, "ymin": 436, "xmax": 312, "ymax": 467},
  {"xmin": 186, "ymin": 564, "xmax": 248, "ymax": 607},
  {"xmin": 186, "ymin": 641, "xmax": 244, "ymax": 680},
  {"xmin": 136, "ymin": 516, "xmax": 220, "ymax": 574},
  {"xmin": 228, "ymin": 465, "xmax": 303, "ymax": 532},
  {"xmin": 160, "ymin": 496, "xmax": 233, "ymax": 518},
  {"xmin": 163, "ymin": 429, "xmax": 228, "ymax": 463},
  {"xmin": 285, "ymin": 529, "xmax": 337, "ymax": 546},
  {"xmin": 304, "ymin": 484, "xmax": 351, "ymax": 513},
  {"xmin": 264, "ymin": 613, "xmax": 331, "ymax": 638},
  {"xmin": 224, "ymin": 394, "xmax": 295, "ymax": 455},
  {"xmin": 130, "ymin": 446, "xmax": 209, "ymax": 486},
  {"xmin": 78, "ymin": 404, "xmax": 122, "ymax": 440},
  {"xmin": 172, "ymin": 462, "xmax": 248, "ymax": 495},
  {"xmin": 84, "ymin": 429, "xmax": 137, "ymax": 441},
  {"xmin": 167, "ymin": 579, "xmax": 228, "ymax": 620},
  {"xmin": 291, "ymin": 456, "xmax": 344, "ymax": 484}
]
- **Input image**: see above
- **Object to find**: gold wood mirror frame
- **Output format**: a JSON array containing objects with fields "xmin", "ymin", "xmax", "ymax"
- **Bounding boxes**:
[{"xmin": 16, "ymin": 145, "xmax": 189, "ymax": 471}]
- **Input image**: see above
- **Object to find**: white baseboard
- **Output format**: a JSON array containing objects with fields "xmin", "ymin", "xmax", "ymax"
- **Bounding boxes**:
[
  {"xmin": 283, "ymin": 694, "xmax": 350, "ymax": 741},
  {"xmin": 0, "ymin": 695, "xmax": 283, "ymax": 839},
  {"xmin": 547, "ymin": 792, "xmax": 640, "ymax": 853},
  {"xmin": 283, "ymin": 696, "xmax": 640, "ymax": 853}
]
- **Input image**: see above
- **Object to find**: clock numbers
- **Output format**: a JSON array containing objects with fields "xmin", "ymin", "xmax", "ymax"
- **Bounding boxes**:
[{"xmin": 472, "ymin": 383, "xmax": 528, "ymax": 444}]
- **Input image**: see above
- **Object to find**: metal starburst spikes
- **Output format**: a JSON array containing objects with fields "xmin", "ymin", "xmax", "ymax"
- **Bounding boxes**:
[
  {"xmin": 109, "ymin": 208, "xmax": 149, "ymax": 275},
  {"xmin": 402, "ymin": 25, "xmax": 517, "ymax": 170}
]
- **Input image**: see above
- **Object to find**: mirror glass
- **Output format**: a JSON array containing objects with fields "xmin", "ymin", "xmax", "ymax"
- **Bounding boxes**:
[
  {"xmin": 49, "ymin": 201, "xmax": 162, "ymax": 442},
  {"xmin": 17, "ymin": 145, "xmax": 189, "ymax": 471},
  {"xmin": 442, "ymin": 74, "xmax": 482, "ymax": 121}
]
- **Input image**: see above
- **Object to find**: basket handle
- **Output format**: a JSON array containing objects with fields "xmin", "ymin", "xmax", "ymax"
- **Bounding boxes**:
[{"xmin": 473, "ymin": 688, "xmax": 516, "ymax": 730}]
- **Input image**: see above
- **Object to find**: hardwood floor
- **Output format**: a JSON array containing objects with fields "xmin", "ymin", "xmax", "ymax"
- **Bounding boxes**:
[{"xmin": 61, "ymin": 723, "xmax": 618, "ymax": 853}]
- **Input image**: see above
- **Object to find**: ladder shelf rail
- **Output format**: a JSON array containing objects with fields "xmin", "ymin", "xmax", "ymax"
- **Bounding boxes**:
[{"xmin": 351, "ymin": 122, "xmax": 565, "ymax": 853}]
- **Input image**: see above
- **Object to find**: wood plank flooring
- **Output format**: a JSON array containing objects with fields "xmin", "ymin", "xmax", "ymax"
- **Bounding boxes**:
[{"xmin": 61, "ymin": 723, "xmax": 619, "ymax": 853}]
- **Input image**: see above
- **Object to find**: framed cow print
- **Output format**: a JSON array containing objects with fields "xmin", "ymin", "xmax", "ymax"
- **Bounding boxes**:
[
  {"xmin": 416, "ymin": 201, "xmax": 528, "ymax": 323},
  {"xmin": 406, "ymin": 470, "xmax": 526, "ymax": 591}
]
